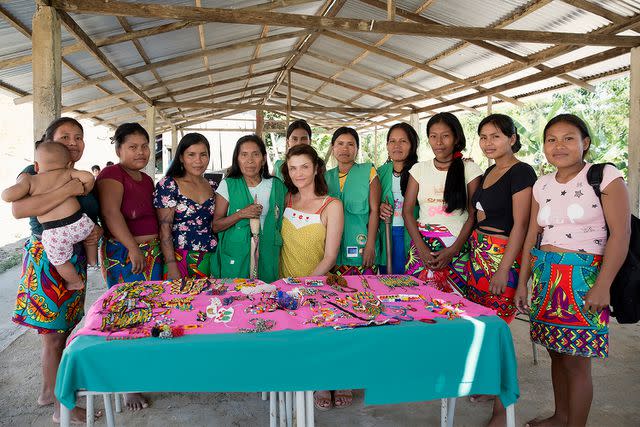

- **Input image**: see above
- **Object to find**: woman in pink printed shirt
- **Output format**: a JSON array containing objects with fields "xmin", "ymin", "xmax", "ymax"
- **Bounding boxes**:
[{"xmin": 515, "ymin": 114, "xmax": 629, "ymax": 427}]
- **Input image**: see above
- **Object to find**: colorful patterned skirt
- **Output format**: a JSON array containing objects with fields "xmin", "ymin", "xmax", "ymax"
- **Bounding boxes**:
[
  {"xmin": 529, "ymin": 248, "xmax": 608, "ymax": 358},
  {"xmin": 101, "ymin": 238, "xmax": 163, "ymax": 288},
  {"xmin": 405, "ymin": 223, "xmax": 469, "ymax": 296},
  {"xmin": 331, "ymin": 264, "xmax": 379, "ymax": 276},
  {"xmin": 164, "ymin": 248, "xmax": 216, "ymax": 279},
  {"xmin": 466, "ymin": 230, "xmax": 520, "ymax": 323},
  {"xmin": 12, "ymin": 236, "xmax": 86, "ymax": 334}
]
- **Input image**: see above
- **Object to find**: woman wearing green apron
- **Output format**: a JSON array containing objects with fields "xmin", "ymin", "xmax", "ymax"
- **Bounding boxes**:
[
  {"xmin": 325, "ymin": 127, "xmax": 381, "ymax": 275},
  {"xmin": 213, "ymin": 134, "xmax": 285, "ymax": 283},
  {"xmin": 273, "ymin": 119, "xmax": 312, "ymax": 181},
  {"xmin": 377, "ymin": 122, "xmax": 419, "ymax": 274}
]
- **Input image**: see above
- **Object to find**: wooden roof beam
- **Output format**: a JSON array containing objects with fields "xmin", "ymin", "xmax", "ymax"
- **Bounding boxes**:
[
  {"xmin": 154, "ymin": 100, "xmax": 413, "ymax": 115},
  {"xmin": 52, "ymin": 0, "xmax": 640, "ymax": 46},
  {"xmin": 262, "ymin": 0, "xmax": 347, "ymax": 104}
]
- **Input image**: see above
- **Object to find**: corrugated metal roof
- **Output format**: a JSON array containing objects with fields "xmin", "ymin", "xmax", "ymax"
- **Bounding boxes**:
[{"xmin": 0, "ymin": 0, "xmax": 636, "ymax": 129}]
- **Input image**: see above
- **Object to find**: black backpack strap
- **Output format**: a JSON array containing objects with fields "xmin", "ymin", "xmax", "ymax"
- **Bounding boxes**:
[{"xmin": 586, "ymin": 163, "xmax": 615, "ymax": 201}]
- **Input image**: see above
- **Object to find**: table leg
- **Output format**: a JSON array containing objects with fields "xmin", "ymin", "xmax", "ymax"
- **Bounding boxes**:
[
  {"xmin": 114, "ymin": 393, "xmax": 122, "ymax": 413},
  {"xmin": 295, "ymin": 392, "xmax": 305, "ymax": 427},
  {"xmin": 285, "ymin": 391, "xmax": 293, "ymax": 427},
  {"xmin": 440, "ymin": 399, "xmax": 446, "ymax": 427},
  {"xmin": 103, "ymin": 393, "xmax": 115, "ymax": 427},
  {"xmin": 86, "ymin": 394, "xmax": 94, "ymax": 427},
  {"xmin": 506, "ymin": 403, "xmax": 515, "ymax": 427},
  {"xmin": 304, "ymin": 391, "xmax": 314, "ymax": 427},
  {"xmin": 262, "ymin": 392, "xmax": 268, "ymax": 401},
  {"xmin": 60, "ymin": 403, "xmax": 71, "ymax": 427},
  {"xmin": 270, "ymin": 391, "xmax": 277, "ymax": 427},
  {"xmin": 279, "ymin": 392, "xmax": 286, "ymax": 427},
  {"xmin": 446, "ymin": 398, "xmax": 456, "ymax": 427}
]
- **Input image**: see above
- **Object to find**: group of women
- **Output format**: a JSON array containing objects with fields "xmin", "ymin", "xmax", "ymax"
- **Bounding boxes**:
[{"xmin": 10, "ymin": 111, "xmax": 629, "ymax": 427}]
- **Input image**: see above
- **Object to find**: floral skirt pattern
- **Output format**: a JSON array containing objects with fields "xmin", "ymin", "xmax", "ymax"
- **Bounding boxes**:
[
  {"xmin": 102, "ymin": 238, "xmax": 163, "ymax": 288},
  {"xmin": 466, "ymin": 230, "xmax": 520, "ymax": 323},
  {"xmin": 529, "ymin": 247, "xmax": 608, "ymax": 358},
  {"xmin": 12, "ymin": 236, "xmax": 86, "ymax": 334},
  {"xmin": 405, "ymin": 223, "xmax": 469, "ymax": 297}
]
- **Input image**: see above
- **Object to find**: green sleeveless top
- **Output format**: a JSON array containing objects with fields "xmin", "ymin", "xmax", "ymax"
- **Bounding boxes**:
[
  {"xmin": 215, "ymin": 176, "xmax": 285, "ymax": 282},
  {"xmin": 325, "ymin": 162, "xmax": 378, "ymax": 266}
]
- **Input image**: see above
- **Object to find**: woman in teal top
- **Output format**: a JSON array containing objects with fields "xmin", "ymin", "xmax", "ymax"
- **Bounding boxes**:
[
  {"xmin": 378, "ymin": 122, "xmax": 419, "ymax": 274},
  {"xmin": 213, "ymin": 134, "xmax": 285, "ymax": 282},
  {"xmin": 325, "ymin": 127, "xmax": 381, "ymax": 276},
  {"xmin": 10, "ymin": 117, "xmax": 102, "ymax": 424},
  {"xmin": 273, "ymin": 119, "xmax": 312, "ymax": 181}
]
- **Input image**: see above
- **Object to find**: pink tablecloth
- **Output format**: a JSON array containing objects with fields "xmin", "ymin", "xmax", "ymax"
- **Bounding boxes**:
[{"xmin": 72, "ymin": 275, "xmax": 497, "ymax": 341}]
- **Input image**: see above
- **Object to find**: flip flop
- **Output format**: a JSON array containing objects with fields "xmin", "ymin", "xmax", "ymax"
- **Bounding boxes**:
[
  {"xmin": 469, "ymin": 394, "xmax": 495, "ymax": 403},
  {"xmin": 333, "ymin": 389, "xmax": 353, "ymax": 409},
  {"xmin": 313, "ymin": 391, "xmax": 333, "ymax": 411}
]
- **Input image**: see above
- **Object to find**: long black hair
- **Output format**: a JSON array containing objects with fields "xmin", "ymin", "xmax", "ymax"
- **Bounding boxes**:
[
  {"xmin": 112, "ymin": 122, "xmax": 149, "ymax": 150},
  {"xmin": 165, "ymin": 133, "xmax": 210, "ymax": 178},
  {"xmin": 387, "ymin": 122, "xmax": 419, "ymax": 197},
  {"xmin": 226, "ymin": 134, "xmax": 272, "ymax": 179},
  {"xmin": 477, "ymin": 114, "xmax": 521, "ymax": 153},
  {"xmin": 35, "ymin": 117, "xmax": 83, "ymax": 147},
  {"xmin": 427, "ymin": 112, "xmax": 467, "ymax": 213}
]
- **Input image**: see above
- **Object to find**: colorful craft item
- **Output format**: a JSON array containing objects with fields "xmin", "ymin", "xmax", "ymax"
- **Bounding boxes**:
[
  {"xmin": 165, "ymin": 296, "xmax": 194, "ymax": 311},
  {"xmin": 377, "ymin": 294, "xmax": 424, "ymax": 302},
  {"xmin": 379, "ymin": 275, "xmax": 419, "ymax": 289},
  {"xmin": 168, "ymin": 277, "xmax": 212, "ymax": 295},
  {"xmin": 206, "ymin": 298, "xmax": 222, "ymax": 318},
  {"xmin": 233, "ymin": 278, "xmax": 276, "ymax": 295},
  {"xmin": 213, "ymin": 307, "xmax": 234, "ymax": 323},
  {"xmin": 424, "ymin": 298, "xmax": 465, "ymax": 319},
  {"xmin": 151, "ymin": 324, "xmax": 184, "ymax": 338},
  {"xmin": 238, "ymin": 318, "xmax": 275, "ymax": 333},
  {"xmin": 326, "ymin": 274, "xmax": 358, "ymax": 293},
  {"xmin": 284, "ymin": 277, "xmax": 303, "ymax": 285},
  {"xmin": 276, "ymin": 290, "xmax": 301, "ymax": 310},
  {"xmin": 305, "ymin": 278, "xmax": 324, "ymax": 287},
  {"xmin": 196, "ymin": 311, "xmax": 207, "ymax": 322}
]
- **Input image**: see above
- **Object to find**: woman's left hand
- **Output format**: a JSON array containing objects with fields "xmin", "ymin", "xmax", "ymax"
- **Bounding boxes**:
[
  {"xmin": 584, "ymin": 283, "xmax": 610, "ymax": 313},
  {"xmin": 429, "ymin": 246, "xmax": 455, "ymax": 270},
  {"xmin": 84, "ymin": 225, "xmax": 103, "ymax": 246},
  {"xmin": 489, "ymin": 269, "xmax": 509, "ymax": 295},
  {"xmin": 362, "ymin": 242, "xmax": 376, "ymax": 268}
]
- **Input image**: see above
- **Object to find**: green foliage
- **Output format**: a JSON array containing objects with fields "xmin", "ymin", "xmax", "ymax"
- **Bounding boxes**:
[{"xmin": 458, "ymin": 77, "xmax": 629, "ymax": 177}]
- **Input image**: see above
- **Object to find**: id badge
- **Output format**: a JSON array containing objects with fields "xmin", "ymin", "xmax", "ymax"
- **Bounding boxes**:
[{"xmin": 346, "ymin": 246, "xmax": 359, "ymax": 258}]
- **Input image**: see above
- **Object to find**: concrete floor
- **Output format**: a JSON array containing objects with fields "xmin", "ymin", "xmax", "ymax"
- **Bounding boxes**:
[{"xmin": 0, "ymin": 267, "xmax": 639, "ymax": 426}]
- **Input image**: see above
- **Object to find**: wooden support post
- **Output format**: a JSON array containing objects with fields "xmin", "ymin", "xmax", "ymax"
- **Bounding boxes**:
[
  {"xmin": 629, "ymin": 47, "xmax": 640, "ymax": 216},
  {"xmin": 32, "ymin": 4, "xmax": 61, "ymax": 141},
  {"xmin": 171, "ymin": 126, "xmax": 178, "ymax": 162},
  {"xmin": 387, "ymin": 0, "xmax": 395, "ymax": 20},
  {"xmin": 373, "ymin": 125, "xmax": 379, "ymax": 165},
  {"xmin": 487, "ymin": 95, "xmax": 493, "ymax": 115},
  {"xmin": 145, "ymin": 106, "xmax": 157, "ymax": 181},
  {"xmin": 256, "ymin": 109, "xmax": 265, "ymax": 139},
  {"xmin": 287, "ymin": 71, "xmax": 292, "ymax": 126},
  {"xmin": 410, "ymin": 112, "xmax": 420, "ymax": 136}
]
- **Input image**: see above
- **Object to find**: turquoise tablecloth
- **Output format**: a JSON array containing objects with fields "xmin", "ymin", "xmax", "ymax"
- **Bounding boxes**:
[{"xmin": 56, "ymin": 316, "xmax": 519, "ymax": 410}]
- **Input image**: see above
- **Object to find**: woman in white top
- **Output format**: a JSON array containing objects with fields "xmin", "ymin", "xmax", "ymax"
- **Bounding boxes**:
[{"xmin": 403, "ymin": 112, "xmax": 482, "ymax": 296}]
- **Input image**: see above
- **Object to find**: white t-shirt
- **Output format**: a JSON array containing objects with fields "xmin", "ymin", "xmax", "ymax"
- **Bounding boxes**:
[
  {"xmin": 216, "ymin": 178, "xmax": 273, "ymax": 228},
  {"xmin": 391, "ymin": 174, "xmax": 405, "ymax": 227},
  {"xmin": 409, "ymin": 159, "xmax": 483, "ymax": 236}
]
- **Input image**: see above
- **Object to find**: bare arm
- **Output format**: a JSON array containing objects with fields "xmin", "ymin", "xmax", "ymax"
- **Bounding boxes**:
[
  {"xmin": 157, "ymin": 206, "xmax": 181, "ymax": 279},
  {"xmin": 363, "ymin": 176, "xmax": 381, "ymax": 267},
  {"xmin": 430, "ymin": 176, "xmax": 481, "ymax": 270},
  {"xmin": 2, "ymin": 174, "xmax": 31, "ymax": 202},
  {"xmin": 402, "ymin": 175, "xmax": 431, "ymax": 263},
  {"xmin": 211, "ymin": 193, "xmax": 258, "ymax": 233},
  {"xmin": 71, "ymin": 169, "xmax": 95, "ymax": 194},
  {"xmin": 515, "ymin": 196, "xmax": 542, "ymax": 313},
  {"xmin": 490, "ymin": 187, "xmax": 532, "ymax": 294},
  {"xmin": 10, "ymin": 173, "xmax": 83, "ymax": 219},
  {"xmin": 311, "ymin": 200, "xmax": 344, "ymax": 276},
  {"xmin": 584, "ymin": 178, "xmax": 631, "ymax": 312}
]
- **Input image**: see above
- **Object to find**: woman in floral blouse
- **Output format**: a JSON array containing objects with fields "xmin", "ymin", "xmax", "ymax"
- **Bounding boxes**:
[{"xmin": 154, "ymin": 133, "xmax": 218, "ymax": 279}]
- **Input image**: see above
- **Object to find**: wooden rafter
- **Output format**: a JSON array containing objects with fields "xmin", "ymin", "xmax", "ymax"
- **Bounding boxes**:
[{"xmin": 51, "ymin": 0, "xmax": 640, "ymax": 46}]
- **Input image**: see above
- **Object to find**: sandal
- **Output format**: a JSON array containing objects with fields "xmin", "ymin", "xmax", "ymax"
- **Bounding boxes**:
[
  {"xmin": 333, "ymin": 389, "xmax": 353, "ymax": 409},
  {"xmin": 313, "ymin": 390, "xmax": 333, "ymax": 411},
  {"xmin": 469, "ymin": 394, "xmax": 495, "ymax": 403}
]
